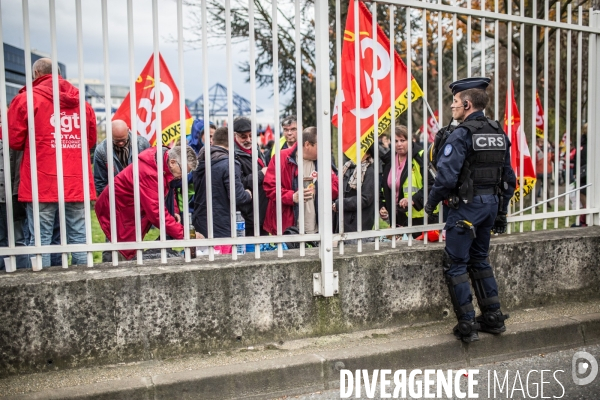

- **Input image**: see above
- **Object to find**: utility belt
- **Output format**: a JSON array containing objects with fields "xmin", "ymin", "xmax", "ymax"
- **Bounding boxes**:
[{"xmin": 444, "ymin": 186, "xmax": 498, "ymax": 209}]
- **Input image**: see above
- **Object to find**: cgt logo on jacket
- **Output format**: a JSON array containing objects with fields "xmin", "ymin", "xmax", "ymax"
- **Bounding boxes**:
[{"xmin": 49, "ymin": 112, "xmax": 83, "ymax": 149}]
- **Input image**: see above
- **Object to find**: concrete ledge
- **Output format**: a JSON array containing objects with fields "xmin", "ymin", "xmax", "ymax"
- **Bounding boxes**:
[
  {"xmin": 1, "ymin": 227, "xmax": 600, "ymax": 376},
  {"xmin": 8, "ymin": 313, "xmax": 600, "ymax": 400}
]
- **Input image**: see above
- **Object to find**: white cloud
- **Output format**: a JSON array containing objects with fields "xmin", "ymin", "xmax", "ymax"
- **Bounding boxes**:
[{"xmin": 2, "ymin": 0, "xmax": 289, "ymax": 126}]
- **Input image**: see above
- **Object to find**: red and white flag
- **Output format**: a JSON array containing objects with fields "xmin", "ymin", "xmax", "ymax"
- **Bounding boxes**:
[
  {"xmin": 504, "ymin": 81, "xmax": 536, "ymax": 203},
  {"xmin": 535, "ymin": 91, "xmax": 544, "ymax": 138},
  {"xmin": 113, "ymin": 53, "xmax": 192, "ymax": 146},
  {"xmin": 262, "ymin": 125, "xmax": 274, "ymax": 146},
  {"xmin": 331, "ymin": 0, "xmax": 423, "ymax": 162},
  {"xmin": 420, "ymin": 110, "xmax": 439, "ymax": 143}
]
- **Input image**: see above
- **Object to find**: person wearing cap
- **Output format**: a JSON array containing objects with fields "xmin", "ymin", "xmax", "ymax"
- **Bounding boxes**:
[
  {"xmin": 233, "ymin": 116, "xmax": 269, "ymax": 236},
  {"xmin": 424, "ymin": 77, "xmax": 516, "ymax": 343}
]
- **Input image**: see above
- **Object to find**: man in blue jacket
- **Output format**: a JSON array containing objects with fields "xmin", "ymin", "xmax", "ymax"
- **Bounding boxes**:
[{"xmin": 192, "ymin": 127, "xmax": 252, "ymax": 240}]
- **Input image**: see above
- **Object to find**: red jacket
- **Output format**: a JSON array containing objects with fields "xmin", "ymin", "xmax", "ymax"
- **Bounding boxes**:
[
  {"xmin": 7, "ymin": 74, "xmax": 97, "ymax": 202},
  {"xmin": 263, "ymin": 144, "xmax": 339, "ymax": 235},
  {"xmin": 95, "ymin": 147, "xmax": 183, "ymax": 260}
]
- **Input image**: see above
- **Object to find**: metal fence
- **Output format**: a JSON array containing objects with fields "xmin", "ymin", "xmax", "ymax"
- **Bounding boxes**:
[{"xmin": 0, "ymin": 0, "xmax": 598, "ymax": 297}]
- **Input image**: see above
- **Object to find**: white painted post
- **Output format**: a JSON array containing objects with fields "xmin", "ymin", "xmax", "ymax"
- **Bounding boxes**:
[
  {"xmin": 590, "ymin": 11, "xmax": 600, "ymax": 225},
  {"xmin": 314, "ymin": 0, "xmax": 335, "ymax": 297}
]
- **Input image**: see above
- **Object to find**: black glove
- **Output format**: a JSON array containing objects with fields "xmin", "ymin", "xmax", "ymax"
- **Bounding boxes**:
[
  {"xmin": 424, "ymin": 202, "xmax": 436, "ymax": 217},
  {"xmin": 492, "ymin": 211, "xmax": 507, "ymax": 234}
]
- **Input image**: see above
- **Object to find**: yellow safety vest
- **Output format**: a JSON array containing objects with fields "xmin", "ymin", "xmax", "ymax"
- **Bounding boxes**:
[
  {"xmin": 401, "ymin": 156, "xmax": 425, "ymax": 218},
  {"xmin": 270, "ymin": 136, "xmax": 288, "ymax": 157}
]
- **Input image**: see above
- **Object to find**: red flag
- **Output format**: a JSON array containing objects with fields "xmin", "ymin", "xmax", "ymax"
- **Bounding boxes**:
[
  {"xmin": 535, "ymin": 91, "xmax": 544, "ymax": 138},
  {"xmin": 504, "ymin": 81, "xmax": 536, "ymax": 203},
  {"xmin": 420, "ymin": 110, "xmax": 439, "ymax": 143},
  {"xmin": 332, "ymin": 0, "xmax": 423, "ymax": 162},
  {"xmin": 263, "ymin": 125, "xmax": 274, "ymax": 145},
  {"xmin": 113, "ymin": 53, "xmax": 192, "ymax": 146}
]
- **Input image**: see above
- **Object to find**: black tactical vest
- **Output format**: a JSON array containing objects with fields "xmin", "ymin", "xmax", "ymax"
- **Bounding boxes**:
[{"xmin": 461, "ymin": 117, "xmax": 507, "ymax": 188}]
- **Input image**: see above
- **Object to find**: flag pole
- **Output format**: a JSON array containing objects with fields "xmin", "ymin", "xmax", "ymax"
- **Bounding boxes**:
[{"xmin": 423, "ymin": 97, "xmax": 441, "ymax": 131}]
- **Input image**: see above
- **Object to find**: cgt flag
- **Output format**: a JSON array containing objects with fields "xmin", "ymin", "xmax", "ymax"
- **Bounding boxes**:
[
  {"xmin": 535, "ymin": 91, "xmax": 544, "ymax": 138},
  {"xmin": 113, "ymin": 53, "xmax": 192, "ymax": 147},
  {"xmin": 420, "ymin": 109, "xmax": 439, "ymax": 143},
  {"xmin": 332, "ymin": 0, "xmax": 423, "ymax": 162},
  {"xmin": 504, "ymin": 81, "xmax": 536, "ymax": 203}
]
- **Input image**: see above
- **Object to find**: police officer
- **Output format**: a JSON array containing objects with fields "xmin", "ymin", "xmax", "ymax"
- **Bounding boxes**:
[{"xmin": 424, "ymin": 77, "xmax": 516, "ymax": 343}]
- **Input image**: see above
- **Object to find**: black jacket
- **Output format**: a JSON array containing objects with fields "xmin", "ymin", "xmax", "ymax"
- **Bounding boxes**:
[
  {"xmin": 233, "ymin": 143, "xmax": 269, "ymax": 236},
  {"xmin": 334, "ymin": 161, "xmax": 376, "ymax": 233},
  {"xmin": 192, "ymin": 146, "xmax": 252, "ymax": 238}
]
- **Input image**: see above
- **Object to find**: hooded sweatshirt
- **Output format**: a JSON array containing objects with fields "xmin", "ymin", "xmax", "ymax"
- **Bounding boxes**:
[{"xmin": 7, "ymin": 74, "xmax": 97, "ymax": 202}]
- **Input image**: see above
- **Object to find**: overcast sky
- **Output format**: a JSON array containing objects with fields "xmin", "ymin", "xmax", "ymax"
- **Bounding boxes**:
[{"xmin": 1, "ymin": 0, "xmax": 285, "ymax": 125}]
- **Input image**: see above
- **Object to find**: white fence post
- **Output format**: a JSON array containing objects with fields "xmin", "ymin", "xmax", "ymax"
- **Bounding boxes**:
[
  {"xmin": 591, "ymin": 10, "xmax": 600, "ymax": 226},
  {"xmin": 314, "ymin": 0, "xmax": 337, "ymax": 297}
]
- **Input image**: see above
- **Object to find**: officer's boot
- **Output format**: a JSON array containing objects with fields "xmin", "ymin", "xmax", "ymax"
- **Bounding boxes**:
[
  {"xmin": 444, "ymin": 251, "xmax": 480, "ymax": 343},
  {"xmin": 452, "ymin": 319, "xmax": 480, "ymax": 343},
  {"xmin": 468, "ymin": 262, "xmax": 509, "ymax": 334}
]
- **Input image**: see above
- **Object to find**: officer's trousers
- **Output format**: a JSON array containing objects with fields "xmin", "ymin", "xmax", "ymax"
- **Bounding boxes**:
[{"xmin": 444, "ymin": 194, "xmax": 501, "ymax": 320}]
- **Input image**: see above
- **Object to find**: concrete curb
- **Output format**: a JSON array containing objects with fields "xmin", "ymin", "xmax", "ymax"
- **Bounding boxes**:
[{"xmin": 8, "ymin": 313, "xmax": 600, "ymax": 400}]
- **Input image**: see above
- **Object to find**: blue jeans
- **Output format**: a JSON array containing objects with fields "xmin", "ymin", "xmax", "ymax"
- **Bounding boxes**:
[
  {"xmin": 26, "ymin": 202, "xmax": 87, "ymax": 267},
  {"xmin": 0, "ymin": 203, "xmax": 31, "ymax": 269}
]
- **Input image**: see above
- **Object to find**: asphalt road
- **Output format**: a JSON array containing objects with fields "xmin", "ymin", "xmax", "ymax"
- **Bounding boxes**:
[{"xmin": 285, "ymin": 344, "xmax": 600, "ymax": 400}]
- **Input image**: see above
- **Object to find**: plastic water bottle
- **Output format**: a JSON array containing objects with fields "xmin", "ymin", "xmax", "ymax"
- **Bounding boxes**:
[
  {"xmin": 188, "ymin": 214, "xmax": 196, "ymax": 259},
  {"xmin": 236, "ymin": 211, "xmax": 246, "ymax": 255}
]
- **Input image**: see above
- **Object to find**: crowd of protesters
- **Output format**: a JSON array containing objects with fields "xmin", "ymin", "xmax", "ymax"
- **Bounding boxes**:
[{"xmin": 0, "ymin": 58, "xmax": 589, "ymax": 267}]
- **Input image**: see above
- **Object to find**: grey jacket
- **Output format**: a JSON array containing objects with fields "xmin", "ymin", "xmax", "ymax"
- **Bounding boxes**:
[{"xmin": 93, "ymin": 134, "xmax": 150, "ymax": 196}]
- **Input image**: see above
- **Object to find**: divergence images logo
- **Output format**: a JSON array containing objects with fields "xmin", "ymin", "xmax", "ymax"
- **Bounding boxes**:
[{"xmin": 572, "ymin": 351, "xmax": 598, "ymax": 386}]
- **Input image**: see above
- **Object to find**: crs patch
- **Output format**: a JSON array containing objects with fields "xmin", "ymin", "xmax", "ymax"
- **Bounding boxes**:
[
  {"xmin": 443, "ymin": 144, "xmax": 453, "ymax": 156},
  {"xmin": 472, "ymin": 133, "xmax": 507, "ymax": 151}
]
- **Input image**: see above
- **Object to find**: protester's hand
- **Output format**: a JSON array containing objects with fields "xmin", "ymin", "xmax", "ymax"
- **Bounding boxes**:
[
  {"xmin": 303, "ymin": 187, "xmax": 314, "ymax": 201},
  {"xmin": 424, "ymin": 202, "xmax": 436, "ymax": 217},
  {"xmin": 195, "ymin": 232, "xmax": 205, "ymax": 239},
  {"xmin": 261, "ymin": 167, "xmax": 268, "ymax": 175},
  {"xmin": 492, "ymin": 211, "xmax": 507, "ymax": 234},
  {"xmin": 379, "ymin": 207, "xmax": 389, "ymax": 220},
  {"xmin": 332, "ymin": 202, "xmax": 337, "ymax": 212},
  {"xmin": 398, "ymin": 198, "xmax": 413, "ymax": 209},
  {"xmin": 174, "ymin": 214, "xmax": 181, "ymax": 223},
  {"xmin": 245, "ymin": 189, "xmax": 253, "ymax": 199}
]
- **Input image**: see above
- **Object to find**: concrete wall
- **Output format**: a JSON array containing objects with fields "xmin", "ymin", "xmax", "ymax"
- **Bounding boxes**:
[{"xmin": 1, "ymin": 227, "xmax": 599, "ymax": 377}]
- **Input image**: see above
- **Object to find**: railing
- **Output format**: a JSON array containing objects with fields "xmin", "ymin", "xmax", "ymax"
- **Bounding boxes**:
[{"xmin": 0, "ymin": 0, "xmax": 598, "ymax": 299}]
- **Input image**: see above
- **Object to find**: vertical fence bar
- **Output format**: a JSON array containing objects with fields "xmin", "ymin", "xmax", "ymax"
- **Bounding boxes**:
[
  {"xmin": 295, "ymin": 0, "xmax": 305, "ymax": 255},
  {"xmin": 575, "ymin": 7, "xmax": 583, "ymax": 226},
  {"xmin": 272, "ymin": 0, "xmax": 283, "ymax": 257},
  {"xmin": 0, "ymin": 3, "xmax": 17, "ymax": 271},
  {"xmin": 225, "ymin": 0, "xmax": 237, "ymax": 260},
  {"xmin": 531, "ymin": 0, "xmax": 537, "ymax": 230},
  {"xmin": 437, "ymin": 7, "xmax": 443, "ymax": 232},
  {"xmin": 101, "ymin": 0, "xmax": 119, "ymax": 265},
  {"xmin": 315, "ymin": 0, "xmax": 334, "ymax": 296},
  {"xmin": 480, "ymin": 0, "xmax": 485, "ymax": 77},
  {"xmin": 467, "ymin": 0, "xmax": 472, "ymax": 76},
  {"xmin": 541, "ymin": 0, "xmax": 549, "ymax": 230},
  {"xmin": 494, "ymin": 0, "xmax": 498, "ymax": 119},
  {"xmin": 565, "ymin": 5, "xmax": 573, "ymax": 227},
  {"xmin": 201, "ymin": 0, "xmax": 214, "ymax": 259},
  {"xmin": 177, "ymin": 0, "xmax": 191, "ymax": 262},
  {"xmin": 49, "ymin": 0, "xmax": 68, "ymax": 268},
  {"xmin": 452, "ymin": 1, "xmax": 457, "ymax": 82},
  {"xmin": 151, "ymin": 0, "xmax": 167, "ymax": 263},
  {"xmin": 554, "ymin": 2, "xmax": 561, "ymax": 228},
  {"xmin": 336, "ymin": 0, "xmax": 343, "ymax": 255},
  {"xmin": 22, "ymin": 0, "xmax": 43, "ymax": 270},
  {"xmin": 372, "ymin": 2, "xmax": 379, "ymax": 251},
  {"xmin": 518, "ymin": 0, "xmax": 525, "ymax": 233},
  {"xmin": 249, "ymin": 0, "xmax": 261, "ymax": 258},
  {"xmin": 76, "ymin": 0, "xmax": 93, "ymax": 267},
  {"xmin": 506, "ymin": 1, "xmax": 512, "ymax": 234},
  {"xmin": 406, "ymin": 5, "xmax": 413, "ymax": 247},
  {"xmin": 354, "ymin": 0, "xmax": 361, "ymax": 253},
  {"xmin": 390, "ymin": 4, "xmax": 397, "ymax": 248},
  {"xmin": 127, "ymin": 0, "xmax": 143, "ymax": 264},
  {"xmin": 422, "ymin": 5, "xmax": 428, "ymax": 243},
  {"xmin": 589, "ymin": 10, "xmax": 599, "ymax": 225}
]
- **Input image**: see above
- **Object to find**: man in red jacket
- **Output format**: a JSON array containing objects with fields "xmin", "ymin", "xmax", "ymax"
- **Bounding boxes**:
[
  {"xmin": 263, "ymin": 126, "xmax": 338, "ymax": 235},
  {"xmin": 7, "ymin": 58, "xmax": 97, "ymax": 267},
  {"xmin": 95, "ymin": 145, "xmax": 198, "ymax": 260}
]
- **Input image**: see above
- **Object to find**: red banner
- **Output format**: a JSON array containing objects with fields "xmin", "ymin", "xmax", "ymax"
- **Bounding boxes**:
[
  {"xmin": 504, "ymin": 81, "xmax": 536, "ymax": 203},
  {"xmin": 113, "ymin": 53, "xmax": 192, "ymax": 146},
  {"xmin": 262, "ymin": 125, "xmax": 274, "ymax": 146},
  {"xmin": 332, "ymin": 0, "xmax": 423, "ymax": 162},
  {"xmin": 535, "ymin": 91, "xmax": 544, "ymax": 138},
  {"xmin": 420, "ymin": 110, "xmax": 439, "ymax": 143}
]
